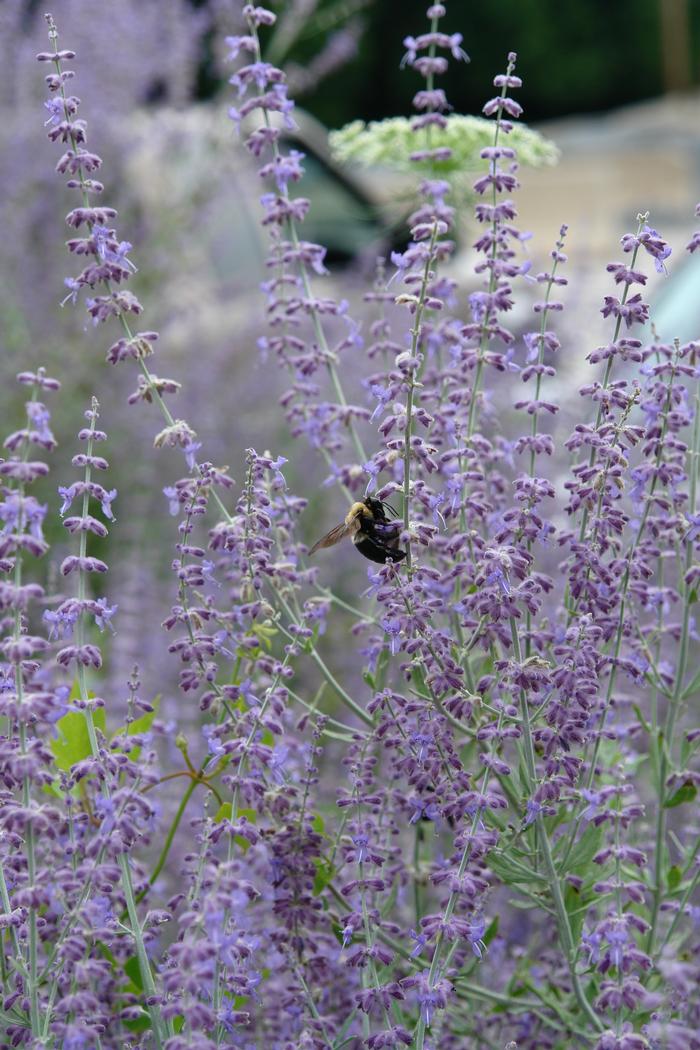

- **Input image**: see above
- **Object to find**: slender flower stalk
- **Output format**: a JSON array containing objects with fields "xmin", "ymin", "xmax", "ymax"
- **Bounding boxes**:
[
  {"xmin": 0, "ymin": 370, "xmax": 58, "ymax": 1039},
  {"xmin": 562, "ymin": 339, "xmax": 683, "ymax": 866},
  {"xmin": 647, "ymin": 344, "xmax": 700, "ymax": 953},
  {"xmin": 39, "ymin": 13, "xmax": 235, "ymax": 533},
  {"xmin": 232, "ymin": 4, "xmax": 369, "ymax": 484},
  {"xmin": 51, "ymin": 401, "xmax": 170, "ymax": 1045}
]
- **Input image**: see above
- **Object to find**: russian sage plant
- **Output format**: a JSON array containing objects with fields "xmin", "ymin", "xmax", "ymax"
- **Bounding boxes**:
[{"xmin": 0, "ymin": 2, "xmax": 698, "ymax": 1048}]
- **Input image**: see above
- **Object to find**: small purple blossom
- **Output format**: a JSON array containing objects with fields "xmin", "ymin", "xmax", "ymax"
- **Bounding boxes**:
[
  {"xmin": 182, "ymin": 438, "xmax": 202, "ymax": 472},
  {"xmin": 381, "ymin": 617, "xmax": 402, "ymax": 654},
  {"xmin": 466, "ymin": 916, "xmax": 487, "ymax": 958}
]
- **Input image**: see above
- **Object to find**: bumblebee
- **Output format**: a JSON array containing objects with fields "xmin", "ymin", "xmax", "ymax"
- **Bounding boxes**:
[{"xmin": 309, "ymin": 497, "xmax": 406, "ymax": 565}]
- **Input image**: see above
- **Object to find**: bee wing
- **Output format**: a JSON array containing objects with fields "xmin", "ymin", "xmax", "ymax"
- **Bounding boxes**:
[{"xmin": 308, "ymin": 520, "xmax": 353, "ymax": 555}]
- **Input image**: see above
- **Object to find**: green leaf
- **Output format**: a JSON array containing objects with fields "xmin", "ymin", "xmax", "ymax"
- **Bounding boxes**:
[
  {"xmin": 410, "ymin": 665, "xmax": 427, "ymax": 694},
  {"xmin": 649, "ymin": 730, "xmax": 663, "ymax": 790},
  {"xmin": 49, "ymin": 693, "xmax": 106, "ymax": 771},
  {"xmin": 96, "ymin": 940, "xmax": 117, "ymax": 967},
  {"xmin": 252, "ymin": 621, "xmax": 277, "ymax": 650},
  {"xmin": 215, "ymin": 802, "xmax": 233, "ymax": 823},
  {"xmin": 561, "ymin": 822, "xmax": 604, "ymax": 875},
  {"xmin": 597, "ymin": 736, "xmax": 623, "ymax": 769},
  {"xmin": 680, "ymin": 733, "xmax": 692, "ymax": 768},
  {"xmin": 331, "ymin": 921, "xmax": 346, "ymax": 947},
  {"xmin": 664, "ymin": 781, "xmax": 697, "ymax": 808},
  {"xmin": 311, "ymin": 812, "xmax": 325, "ymax": 835},
  {"xmin": 213, "ymin": 805, "xmax": 257, "ymax": 852},
  {"xmin": 483, "ymin": 914, "xmax": 499, "ymax": 946},
  {"xmin": 312, "ymin": 857, "xmax": 335, "ymax": 896},
  {"xmin": 682, "ymin": 666, "xmax": 700, "ymax": 700},
  {"xmin": 488, "ymin": 851, "xmax": 546, "ymax": 886},
  {"xmin": 215, "ymin": 804, "xmax": 256, "ymax": 823},
  {"xmin": 667, "ymin": 865, "xmax": 682, "ymax": 891},
  {"xmin": 123, "ymin": 1015, "xmax": 150, "ymax": 1034},
  {"xmin": 643, "ymin": 676, "xmax": 671, "ymax": 700},
  {"xmin": 632, "ymin": 704, "xmax": 651, "ymax": 733},
  {"xmin": 124, "ymin": 955, "xmax": 143, "ymax": 991},
  {"xmin": 564, "ymin": 883, "xmax": 596, "ymax": 945},
  {"xmin": 121, "ymin": 954, "xmax": 153, "ymax": 1032}
]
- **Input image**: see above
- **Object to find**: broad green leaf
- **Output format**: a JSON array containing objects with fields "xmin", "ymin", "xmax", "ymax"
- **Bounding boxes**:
[
  {"xmin": 664, "ymin": 781, "xmax": 697, "ymax": 808},
  {"xmin": 96, "ymin": 940, "xmax": 117, "ymax": 967},
  {"xmin": 560, "ymin": 822, "xmax": 604, "ymax": 875},
  {"xmin": 483, "ymin": 914, "xmax": 499, "ymax": 946},
  {"xmin": 214, "ymin": 804, "xmax": 256, "ymax": 824},
  {"xmin": 311, "ymin": 812, "xmax": 325, "ymax": 835},
  {"xmin": 123, "ymin": 1015, "xmax": 150, "ymax": 1034},
  {"xmin": 215, "ymin": 803, "xmax": 233, "ymax": 823},
  {"xmin": 213, "ymin": 805, "xmax": 257, "ymax": 852},
  {"xmin": 50, "ymin": 703, "xmax": 106, "ymax": 771},
  {"xmin": 313, "ymin": 857, "xmax": 335, "ymax": 896},
  {"xmin": 124, "ymin": 955, "xmax": 143, "ymax": 991},
  {"xmin": 118, "ymin": 949, "xmax": 151, "ymax": 1029},
  {"xmin": 667, "ymin": 865, "xmax": 682, "ymax": 891},
  {"xmin": 564, "ymin": 883, "xmax": 595, "ymax": 945},
  {"xmin": 488, "ymin": 850, "xmax": 546, "ymax": 886}
]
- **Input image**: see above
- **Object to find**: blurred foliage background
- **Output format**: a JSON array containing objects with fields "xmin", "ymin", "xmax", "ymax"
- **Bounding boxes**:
[
  {"xmin": 2, "ymin": 0, "xmax": 700, "ymax": 731},
  {"xmin": 231, "ymin": 0, "xmax": 693, "ymax": 125}
]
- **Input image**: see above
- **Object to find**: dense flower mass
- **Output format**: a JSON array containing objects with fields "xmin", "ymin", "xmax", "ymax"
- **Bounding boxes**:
[{"xmin": 0, "ymin": 3, "xmax": 696, "ymax": 1048}]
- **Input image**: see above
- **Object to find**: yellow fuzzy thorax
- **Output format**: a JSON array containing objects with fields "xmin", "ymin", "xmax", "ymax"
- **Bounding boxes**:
[{"xmin": 345, "ymin": 501, "xmax": 372, "ymax": 526}]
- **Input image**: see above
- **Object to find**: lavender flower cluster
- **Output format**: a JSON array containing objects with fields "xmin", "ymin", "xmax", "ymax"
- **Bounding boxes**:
[{"xmin": 0, "ymin": 4, "xmax": 698, "ymax": 1048}]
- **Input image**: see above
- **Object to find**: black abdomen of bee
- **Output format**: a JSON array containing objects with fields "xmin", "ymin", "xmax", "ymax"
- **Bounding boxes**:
[{"xmin": 353, "ymin": 519, "xmax": 407, "ymax": 563}]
